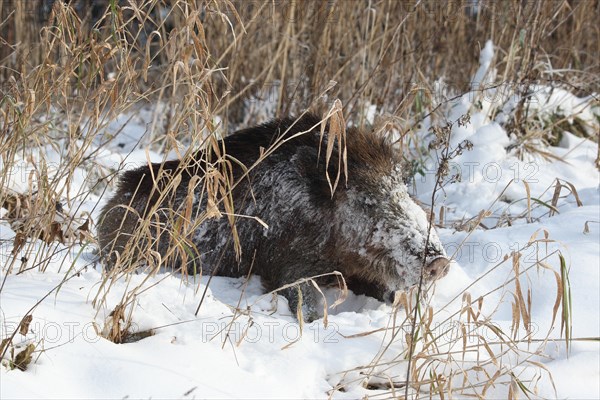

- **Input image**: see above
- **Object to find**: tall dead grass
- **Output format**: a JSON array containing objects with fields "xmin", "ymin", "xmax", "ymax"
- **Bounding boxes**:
[
  {"xmin": 2, "ymin": 1, "xmax": 598, "ymax": 127},
  {"xmin": 0, "ymin": 0, "xmax": 597, "ymax": 393}
]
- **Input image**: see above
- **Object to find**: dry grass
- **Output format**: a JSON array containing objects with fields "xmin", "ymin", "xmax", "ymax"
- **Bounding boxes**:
[
  {"xmin": 2, "ymin": 1, "xmax": 598, "ymax": 128},
  {"xmin": 325, "ymin": 243, "xmax": 573, "ymax": 399},
  {"xmin": 0, "ymin": 0, "xmax": 598, "ymax": 396}
]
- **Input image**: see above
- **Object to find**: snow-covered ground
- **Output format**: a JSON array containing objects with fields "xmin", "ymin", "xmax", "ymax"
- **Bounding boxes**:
[{"xmin": 1, "ymin": 43, "xmax": 599, "ymax": 399}]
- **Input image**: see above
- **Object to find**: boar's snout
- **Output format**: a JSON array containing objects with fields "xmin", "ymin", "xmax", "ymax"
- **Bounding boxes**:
[
  {"xmin": 424, "ymin": 256, "xmax": 450, "ymax": 280},
  {"xmin": 382, "ymin": 257, "xmax": 450, "ymax": 304}
]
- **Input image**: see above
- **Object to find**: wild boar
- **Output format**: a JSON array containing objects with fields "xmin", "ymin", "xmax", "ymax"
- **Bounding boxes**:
[{"xmin": 97, "ymin": 113, "xmax": 449, "ymax": 321}]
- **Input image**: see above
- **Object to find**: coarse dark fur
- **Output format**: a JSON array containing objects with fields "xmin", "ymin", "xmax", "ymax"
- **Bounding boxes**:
[{"xmin": 97, "ymin": 113, "xmax": 449, "ymax": 321}]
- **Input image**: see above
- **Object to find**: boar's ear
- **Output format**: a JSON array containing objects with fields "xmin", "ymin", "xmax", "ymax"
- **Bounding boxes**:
[
  {"xmin": 294, "ymin": 147, "xmax": 320, "ymax": 178},
  {"xmin": 294, "ymin": 147, "xmax": 340, "ymax": 203}
]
